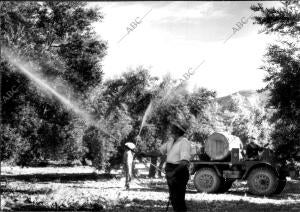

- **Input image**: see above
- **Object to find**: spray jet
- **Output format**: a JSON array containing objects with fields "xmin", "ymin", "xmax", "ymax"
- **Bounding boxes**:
[{"xmin": 2, "ymin": 46, "xmax": 165, "ymax": 174}]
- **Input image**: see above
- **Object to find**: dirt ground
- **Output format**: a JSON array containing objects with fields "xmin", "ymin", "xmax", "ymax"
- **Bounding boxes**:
[{"xmin": 1, "ymin": 166, "xmax": 300, "ymax": 211}]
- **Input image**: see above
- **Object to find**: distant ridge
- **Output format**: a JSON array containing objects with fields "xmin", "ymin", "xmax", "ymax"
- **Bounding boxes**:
[{"xmin": 214, "ymin": 89, "xmax": 270, "ymax": 112}]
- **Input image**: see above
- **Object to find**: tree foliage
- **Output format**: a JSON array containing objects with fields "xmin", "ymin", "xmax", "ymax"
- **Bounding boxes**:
[
  {"xmin": 251, "ymin": 1, "xmax": 300, "ymax": 159},
  {"xmin": 0, "ymin": 1, "xmax": 106, "ymax": 164}
]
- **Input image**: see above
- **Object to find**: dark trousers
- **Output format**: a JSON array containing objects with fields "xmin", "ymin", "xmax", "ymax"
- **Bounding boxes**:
[{"xmin": 165, "ymin": 163, "xmax": 189, "ymax": 212}]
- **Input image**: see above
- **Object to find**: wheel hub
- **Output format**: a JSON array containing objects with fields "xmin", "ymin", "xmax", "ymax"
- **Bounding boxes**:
[
  {"xmin": 254, "ymin": 174, "xmax": 270, "ymax": 190},
  {"xmin": 199, "ymin": 174, "xmax": 214, "ymax": 189}
]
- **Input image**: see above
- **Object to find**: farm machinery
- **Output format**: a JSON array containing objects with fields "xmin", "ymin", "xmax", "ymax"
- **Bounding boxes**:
[{"xmin": 190, "ymin": 132, "xmax": 299, "ymax": 196}]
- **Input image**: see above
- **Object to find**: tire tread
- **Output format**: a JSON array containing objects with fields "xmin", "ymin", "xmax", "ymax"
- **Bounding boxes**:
[
  {"xmin": 194, "ymin": 167, "xmax": 221, "ymax": 193},
  {"xmin": 247, "ymin": 167, "xmax": 279, "ymax": 196}
]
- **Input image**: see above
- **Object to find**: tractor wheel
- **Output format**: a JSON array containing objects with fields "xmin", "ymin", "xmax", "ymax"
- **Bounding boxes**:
[
  {"xmin": 247, "ymin": 167, "xmax": 279, "ymax": 196},
  {"xmin": 274, "ymin": 178, "xmax": 287, "ymax": 194},
  {"xmin": 218, "ymin": 178, "xmax": 234, "ymax": 193},
  {"xmin": 194, "ymin": 167, "xmax": 221, "ymax": 193}
]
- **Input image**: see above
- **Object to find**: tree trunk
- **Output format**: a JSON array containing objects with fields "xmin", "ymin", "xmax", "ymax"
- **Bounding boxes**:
[
  {"xmin": 158, "ymin": 155, "xmax": 166, "ymax": 177},
  {"xmin": 148, "ymin": 156, "xmax": 158, "ymax": 178}
]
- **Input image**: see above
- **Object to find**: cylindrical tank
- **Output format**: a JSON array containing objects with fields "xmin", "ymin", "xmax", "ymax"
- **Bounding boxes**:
[{"xmin": 204, "ymin": 132, "xmax": 243, "ymax": 160}]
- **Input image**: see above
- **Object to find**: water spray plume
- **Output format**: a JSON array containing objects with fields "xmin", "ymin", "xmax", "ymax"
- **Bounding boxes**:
[
  {"xmin": 1, "ymin": 47, "xmax": 123, "ymax": 143},
  {"xmin": 2, "ymin": 47, "xmax": 94, "ymax": 125},
  {"xmin": 137, "ymin": 76, "xmax": 189, "ymax": 137},
  {"xmin": 138, "ymin": 100, "xmax": 153, "ymax": 136}
]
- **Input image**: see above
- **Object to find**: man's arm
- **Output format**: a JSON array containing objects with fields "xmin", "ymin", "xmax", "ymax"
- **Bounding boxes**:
[
  {"xmin": 138, "ymin": 150, "xmax": 163, "ymax": 157},
  {"xmin": 138, "ymin": 141, "xmax": 167, "ymax": 157}
]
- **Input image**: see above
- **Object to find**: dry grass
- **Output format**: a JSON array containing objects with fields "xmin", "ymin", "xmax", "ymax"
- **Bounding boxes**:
[{"xmin": 1, "ymin": 166, "xmax": 300, "ymax": 211}]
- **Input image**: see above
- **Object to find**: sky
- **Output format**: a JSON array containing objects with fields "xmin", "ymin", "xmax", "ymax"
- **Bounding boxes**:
[{"xmin": 89, "ymin": 1, "xmax": 281, "ymax": 97}]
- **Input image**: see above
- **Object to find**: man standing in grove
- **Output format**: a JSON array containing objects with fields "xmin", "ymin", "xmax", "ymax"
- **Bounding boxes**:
[
  {"xmin": 138, "ymin": 120, "xmax": 191, "ymax": 212},
  {"xmin": 123, "ymin": 142, "xmax": 136, "ymax": 189}
]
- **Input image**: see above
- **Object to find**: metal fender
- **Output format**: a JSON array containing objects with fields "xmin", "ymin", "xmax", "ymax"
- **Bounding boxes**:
[{"xmin": 242, "ymin": 162, "xmax": 280, "ymax": 179}]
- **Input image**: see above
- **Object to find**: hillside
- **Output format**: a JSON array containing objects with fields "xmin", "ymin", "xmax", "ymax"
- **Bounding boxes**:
[{"xmin": 216, "ymin": 90, "xmax": 270, "ymax": 112}]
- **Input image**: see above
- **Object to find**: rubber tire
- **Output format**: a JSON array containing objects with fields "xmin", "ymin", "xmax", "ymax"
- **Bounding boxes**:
[
  {"xmin": 247, "ymin": 167, "xmax": 279, "ymax": 196},
  {"xmin": 218, "ymin": 178, "xmax": 234, "ymax": 193},
  {"xmin": 194, "ymin": 167, "xmax": 221, "ymax": 193},
  {"xmin": 274, "ymin": 178, "xmax": 287, "ymax": 194}
]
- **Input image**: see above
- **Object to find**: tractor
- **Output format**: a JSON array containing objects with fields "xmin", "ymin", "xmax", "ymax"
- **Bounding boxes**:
[{"xmin": 190, "ymin": 141, "xmax": 299, "ymax": 196}]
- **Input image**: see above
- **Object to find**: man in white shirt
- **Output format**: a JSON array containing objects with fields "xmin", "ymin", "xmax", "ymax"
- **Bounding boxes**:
[
  {"xmin": 138, "ymin": 120, "xmax": 191, "ymax": 212},
  {"xmin": 123, "ymin": 142, "xmax": 136, "ymax": 189}
]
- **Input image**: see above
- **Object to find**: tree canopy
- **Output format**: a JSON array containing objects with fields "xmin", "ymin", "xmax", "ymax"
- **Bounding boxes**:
[
  {"xmin": 1, "ymin": 1, "xmax": 107, "ymax": 164},
  {"xmin": 251, "ymin": 1, "xmax": 300, "ymax": 159}
]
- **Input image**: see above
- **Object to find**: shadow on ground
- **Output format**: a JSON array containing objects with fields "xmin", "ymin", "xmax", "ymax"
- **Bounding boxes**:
[
  {"xmin": 0, "ymin": 173, "xmax": 119, "ymax": 183},
  {"xmin": 184, "ymin": 199, "xmax": 300, "ymax": 212},
  {"xmin": 6, "ymin": 197, "xmax": 300, "ymax": 212},
  {"xmin": 226, "ymin": 179, "xmax": 300, "ymax": 200},
  {"xmin": 8, "ymin": 203, "xmax": 105, "ymax": 211},
  {"xmin": 0, "ymin": 188, "xmax": 52, "ymax": 195}
]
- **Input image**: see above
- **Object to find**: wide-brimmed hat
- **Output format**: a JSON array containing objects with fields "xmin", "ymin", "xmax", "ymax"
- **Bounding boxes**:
[
  {"xmin": 170, "ymin": 120, "xmax": 189, "ymax": 133},
  {"xmin": 124, "ymin": 142, "xmax": 136, "ymax": 150}
]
